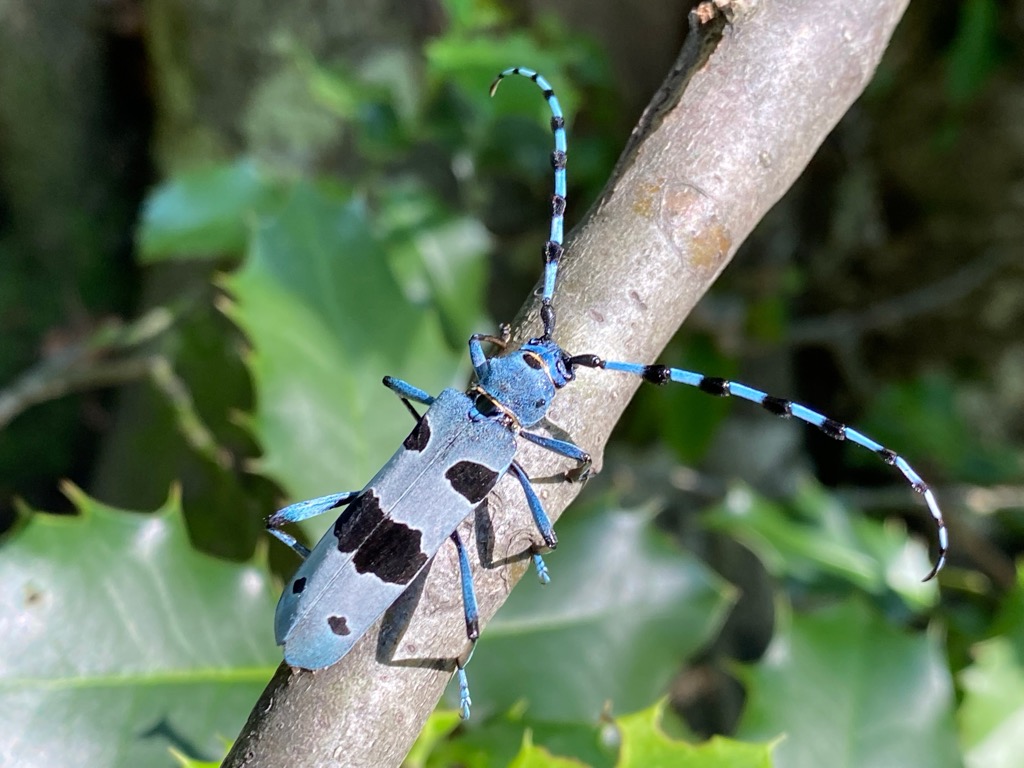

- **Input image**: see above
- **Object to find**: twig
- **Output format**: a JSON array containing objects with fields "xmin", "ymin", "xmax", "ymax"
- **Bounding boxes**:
[
  {"xmin": 0, "ymin": 308, "xmax": 173, "ymax": 430},
  {"xmin": 0, "ymin": 305, "xmax": 230, "ymax": 469},
  {"xmin": 784, "ymin": 249, "xmax": 1008, "ymax": 346},
  {"xmin": 148, "ymin": 357, "xmax": 233, "ymax": 469}
]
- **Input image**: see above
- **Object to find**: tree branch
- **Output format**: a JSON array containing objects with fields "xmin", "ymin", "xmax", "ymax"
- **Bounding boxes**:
[
  {"xmin": 224, "ymin": 1, "xmax": 910, "ymax": 765},
  {"xmin": 0, "ymin": 308, "xmax": 174, "ymax": 430}
]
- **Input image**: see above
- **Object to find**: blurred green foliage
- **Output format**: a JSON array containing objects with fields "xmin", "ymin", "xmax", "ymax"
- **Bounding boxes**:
[{"xmin": 2, "ymin": 1, "xmax": 1022, "ymax": 767}]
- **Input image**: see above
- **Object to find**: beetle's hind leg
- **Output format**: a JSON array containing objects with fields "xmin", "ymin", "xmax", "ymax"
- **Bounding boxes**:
[{"xmin": 450, "ymin": 529, "xmax": 479, "ymax": 719}]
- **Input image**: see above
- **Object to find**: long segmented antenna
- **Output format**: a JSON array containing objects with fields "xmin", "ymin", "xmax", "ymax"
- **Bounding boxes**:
[
  {"xmin": 490, "ymin": 67, "xmax": 567, "ymax": 340},
  {"xmin": 568, "ymin": 355, "xmax": 949, "ymax": 580}
]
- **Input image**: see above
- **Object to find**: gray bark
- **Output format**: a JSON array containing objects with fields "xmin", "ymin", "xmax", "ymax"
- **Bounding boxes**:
[{"xmin": 224, "ymin": 0, "xmax": 910, "ymax": 765}]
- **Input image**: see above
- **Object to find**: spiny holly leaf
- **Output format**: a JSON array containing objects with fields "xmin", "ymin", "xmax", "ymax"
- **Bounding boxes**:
[
  {"xmin": 618, "ymin": 701, "xmax": 774, "ymax": 768},
  {"xmin": 445, "ymin": 702, "xmax": 774, "ymax": 768},
  {"xmin": 988, "ymin": 566, "xmax": 1024, "ymax": 657},
  {"xmin": 377, "ymin": 180, "xmax": 491, "ymax": 346},
  {"xmin": 427, "ymin": 34, "xmax": 578, "ymax": 121},
  {"xmin": 224, "ymin": 181, "xmax": 463, "ymax": 524},
  {"xmin": 958, "ymin": 637, "xmax": 1024, "ymax": 768},
  {"xmin": 426, "ymin": 704, "xmax": 616, "ymax": 768},
  {"xmin": 467, "ymin": 499, "xmax": 734, "ymax": 721},
  {"xmin": 509, "ymin": 731, "xmax": 590, "ymax": 768},
  {"xmin": 405, "ymin": 710, "xmax": 463, "ymax": 768},
  {"xmin": 704, "ymin": 483, "xmax": 937, "ymax": 609},
  {"xmin": 736, "ymin": 598, "xmax": 958, "ymax": 768},
  {"xmin": 170, "ymin": 748, "xmax": 225, "ymax": 768},
  {"xmin": 138, "ymin": 159, "xmax": 284, "ymax": 261},
  {"xmin": 860, "ymin": 372, "xmax": 1019, "ymax": 485},
  {"xmin": 0, "ymin": 485, "xmax": 279, "ymax": 768}
]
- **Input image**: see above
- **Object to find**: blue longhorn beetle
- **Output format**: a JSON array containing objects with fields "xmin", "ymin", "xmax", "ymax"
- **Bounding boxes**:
[{"xmin": 267, "ymin": 67, "xmax": 948, "ymax": 719}]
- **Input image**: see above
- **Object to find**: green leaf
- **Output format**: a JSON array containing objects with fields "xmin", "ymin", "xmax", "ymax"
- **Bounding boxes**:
[
  {"xmin": 138, "ymin": 160, "xmax": 282, "ymax": 261},
  {"xmin": 426, "ymin": 34, "xmax": 579, "ymax": 122},
  {"xmin": 959, "ymin": 637, "xmax": 1024, "ymax": 768},
  {"xmin": 430, "ymin": 708, "xmax": 616, "ymax": 768},
  {"xmin": 509, "ymin": 731, "xmax": 590, "ymax": 768},
  {"xmin": 170, "ymin": 747, "xmax": 224, "ymax": 768},
  {"xmin": 440, "ymin": 0, "xmax": 509, "ymax": 34},
  {"xmin": 860, "ymin": 372, "xmax": 1018, "ymax": 484},
  {"xmin": 300, "ymin": 48, "xmax": 420, "ymax": 153},
  {"xmin": 989, "ymin": 567, "xmax": 1024, "ymax": 657},
  {"xmin": 736, "ymin": 598, "xmax": 959, "ymax": 768},
  {"xmin": 432, "ymin": 700, "xmax": 772, "ymax": 768},
  {"xmin": 378, "ymin": 180, "xmax": 491, "ymax": 345},
  {"xmin": 0, "ymin": 485, "xmax": 279, "ymax": 768},
  {"xmin": 704, "ymin": 483, "xmax": 937, "ymax": 608},
  {"xmin": 945, "ymin": 0, "xmax": 1001, "ymax": 105},
  {"xmin": 224, "ymin": 181, "xmax": 463, "ymax": 521},
  {"xmin": 622, "ymin": 336, "xmax": 736, "ymax": 463},
  {"xmin": 618, "ymin": 702, "xmax": 774, "ymax": 768},
  {"xmin": 405, "ymin": 709, "xmax": 463, "ymax": 768},
  {"xmin": 468, "ymin": 499, "xmax": 734, "ymax": 721}
]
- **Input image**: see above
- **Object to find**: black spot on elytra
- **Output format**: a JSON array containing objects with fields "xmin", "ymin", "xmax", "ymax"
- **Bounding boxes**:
[
  {"xmin": 403, "ymin": 414, "xmax": 431, "ymax": 452},
  {"xmin": 327, "ymin": 615, "xmax": 351, "ymax": 635},
  {"xmin": 446, "ymin": 461, "xmax": 499, "ymax": 504},
  {"xmin": 333, "ymin": 488, "xmax": 428, "ymax": 584},
  {"xmin": 352, "ymin": 518, "xmax": 427, "ymax": 584},
  {"xmin": 334, "ymin": 492, "xmax": 386, "ymax": 553},
  {"xmin": 292, "ymin": 577, "xmax": 306, "ymax": 594}
]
